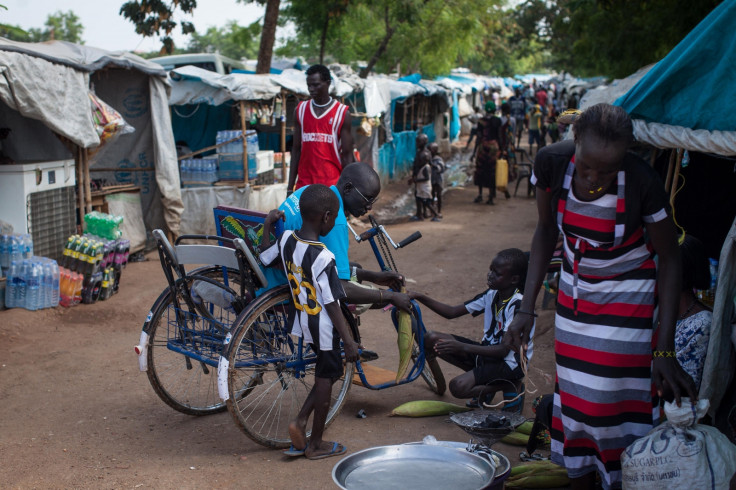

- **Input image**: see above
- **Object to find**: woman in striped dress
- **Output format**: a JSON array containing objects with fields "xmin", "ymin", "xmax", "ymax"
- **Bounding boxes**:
[{"xmin": 505, "ymin": 104, "xmax": 697, "ymax": 489}]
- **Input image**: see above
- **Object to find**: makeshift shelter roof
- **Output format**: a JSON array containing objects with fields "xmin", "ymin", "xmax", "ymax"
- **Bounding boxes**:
[
  {"xmin": 169, "ymin": 65, "xmax": 282, "ymax": 105},
  {"xmin": 0, "ymin": 37, "xmax": 182, "ymax": 235},
  {"xmin": 168, "ymin": 64, "xmax": 363, "ymax": 106},
  {"xmin": 610, "ymin": 0, "xmax": 736, "ymax": 155},
  {"xmin": 0, "ymin": 37, "xmax": 167, "ymax": 148}
]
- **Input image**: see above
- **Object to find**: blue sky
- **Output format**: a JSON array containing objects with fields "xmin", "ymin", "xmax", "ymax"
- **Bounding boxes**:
[{"xmin": 1, "ymin": 0, "xmax": 266, "ymax": 53}]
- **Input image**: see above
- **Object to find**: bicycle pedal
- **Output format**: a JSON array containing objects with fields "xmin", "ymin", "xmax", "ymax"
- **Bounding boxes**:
[{"xmin": 359, "ymin": 350, "xmax": 379, "ymax": 362}]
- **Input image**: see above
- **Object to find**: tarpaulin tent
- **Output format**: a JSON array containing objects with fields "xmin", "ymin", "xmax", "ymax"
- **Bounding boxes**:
[
  {"xmin": 0, "ymin": 38, "xmax": 182, "ymax": 243},
  {"xmin": 613, "ymin": 0, "xmax": 736, "ymax": 155}
]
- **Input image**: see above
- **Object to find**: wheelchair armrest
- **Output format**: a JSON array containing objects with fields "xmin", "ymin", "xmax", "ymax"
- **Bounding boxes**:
[
  {"xmin": 153, "ymin": 229, "xmax": 180, "ymax": 270},
  {"xmin": 233, "ymin": 238, "xmax": 268, "ymax": 289}
]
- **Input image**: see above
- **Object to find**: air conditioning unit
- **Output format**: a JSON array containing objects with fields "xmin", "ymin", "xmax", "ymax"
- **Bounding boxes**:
[{"xmin": 0, "ymin": 160, "xmax": 77, "ymax": 262}]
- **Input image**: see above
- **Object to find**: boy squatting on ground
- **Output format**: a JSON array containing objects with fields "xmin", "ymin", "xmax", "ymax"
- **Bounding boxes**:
[
  {"xmin": 410, "ymin": 248, "xmax": 533, "ymax": 410},
  {"xmin": 260, "ymin": 184, "xmax": 359, "ymax": 460}
]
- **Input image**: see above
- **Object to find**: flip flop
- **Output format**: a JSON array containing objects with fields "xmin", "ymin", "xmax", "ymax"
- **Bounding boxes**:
[
  {"xmin": 283, "ymin": 443, "xmax": 308, "ymax": 457},
  {"xmin": 306, "ymin": 441, "xmax": 347, "ymax": 460}
]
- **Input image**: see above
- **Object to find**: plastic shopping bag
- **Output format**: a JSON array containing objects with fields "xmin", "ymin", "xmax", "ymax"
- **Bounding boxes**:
[{"xmin": 621, "ymin": 398, "xmax": 736, "ymax": 489}]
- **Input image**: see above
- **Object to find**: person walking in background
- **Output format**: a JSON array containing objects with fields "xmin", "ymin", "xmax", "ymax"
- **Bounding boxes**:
[
  {"xmin": 527, "ymin": 105, "xmax": 544, "ymax": 156},
  {"xmin": 288, "ymin": 64, "xmax": 353, "ymax": 195},
  {"xmin": 505, "ymin": 103, "xmax": 697, "ymax": 490},
  {"xmin": 429, "ymin": 142, "xmax": 446, "ymax": 215},
  {"xmin": 509, "ymin": 88, "xmax": 527, "ymax": 148},
  {"xmin": 465, "ymin": 106, "xmax": 483, "ymax": 151},
  {"xmin": 472, "ymin": 101, "xmax": 502, "ymax": 205}
]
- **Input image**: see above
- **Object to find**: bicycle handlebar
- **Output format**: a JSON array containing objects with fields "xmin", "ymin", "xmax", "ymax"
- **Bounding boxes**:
[{"xmin": 397, "ymin": 231, "xmax": 422, "ymax": 248}]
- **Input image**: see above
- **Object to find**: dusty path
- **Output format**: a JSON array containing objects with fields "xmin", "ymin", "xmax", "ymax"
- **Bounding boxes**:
[{"xmin": 0, "ymin": 176, "xmax": 557, "ymax": 489}]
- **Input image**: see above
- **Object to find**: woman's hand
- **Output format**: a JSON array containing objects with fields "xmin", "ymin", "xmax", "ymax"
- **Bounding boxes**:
[
  {"xmin": 652, "ymin": 357, "xmax": 698, "ymax": 406},
  {"xmin": 503, "ymin": 314, "xmax": 534, "ymax": 354}
]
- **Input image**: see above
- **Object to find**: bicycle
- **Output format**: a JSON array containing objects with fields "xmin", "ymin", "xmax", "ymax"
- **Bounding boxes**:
[
  {"xmin": 218, "ymin": 214, "xmax": 446, "ymax": 448},
  {"xmin": 135, "ymin": 229, "xmax": 266, "ymax": 415}
]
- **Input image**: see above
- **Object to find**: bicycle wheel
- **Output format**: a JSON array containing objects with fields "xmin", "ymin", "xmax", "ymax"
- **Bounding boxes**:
[
  {"xmin": 224, "ymin": 285, "xmax": 355, "ymax": 448},
  {"xmin": 144, "ymin": 266, "xmax": 240, "ymax": 415},
  {"xmin": 412, "ymin": 341, "xmax": 446, "ymax": 396}
]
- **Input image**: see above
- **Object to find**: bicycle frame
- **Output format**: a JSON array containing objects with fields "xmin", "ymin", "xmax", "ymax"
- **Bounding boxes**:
[{"xmin": 345, "ymin": 216, "xmax": 430, "ymax": 390}]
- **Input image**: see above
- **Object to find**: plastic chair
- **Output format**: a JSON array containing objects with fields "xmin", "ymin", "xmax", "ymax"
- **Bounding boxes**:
[{"xmin": 513, "ymin": 149, "xmax": 535, "ymax": 197}]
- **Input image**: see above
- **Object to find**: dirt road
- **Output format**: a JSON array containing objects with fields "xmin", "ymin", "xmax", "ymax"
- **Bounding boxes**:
[{"xmin": 0, "ymin": 177, "xmax": 557, "ymax": 489}]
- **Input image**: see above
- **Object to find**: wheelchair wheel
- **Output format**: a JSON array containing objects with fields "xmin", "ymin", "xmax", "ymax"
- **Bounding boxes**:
[
  {"xmin": 144, "ymin": 266, "xmax": 240, "ymax": 415},
  {"xmin": 224, "ymin": 285, "xmax": 354, "ymax": 448}
]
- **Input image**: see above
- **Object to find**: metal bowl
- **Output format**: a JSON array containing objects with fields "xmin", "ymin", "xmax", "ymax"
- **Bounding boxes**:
[
  {"xmin": 332, "ymin": 444, "xmax": 495, "ymax": 490},
  {"xmin": 450, "ymin": 410, "xmax": 527, "ymax": 446},
  {"xmin": 404, "ymin": 441, "xmax": 511, "ymax": 486}
]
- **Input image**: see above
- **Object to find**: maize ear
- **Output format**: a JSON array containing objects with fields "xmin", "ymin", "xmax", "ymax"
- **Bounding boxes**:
[
  {"xmin": 508, "ymin": 460, "xmax": 559, "ymax": 477},
  {"xmin": 516, "ymin": 420, "xmax": 534, "ymax": 435},
  {"xmin": 500, "ymin": 431, "xmax": 530, "ymax": 446},
  {"xmin": 390, "ymin": 400, "xmax": 471, "ymax": 417},
  {"xmin": 508, "ymin": 461, "xmax": 564, "ymax": 478},
  {"xmin": 504, "ymin": 474, "xmax": 570, "ymax": 488},
  {"xmin": 395, "ymin": 287, "xmax": 413, "ymax": 383}
]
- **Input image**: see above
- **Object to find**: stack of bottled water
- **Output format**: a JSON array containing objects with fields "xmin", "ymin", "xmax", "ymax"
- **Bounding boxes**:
[
  {"xmin": 0, "ymin": 234, "xmax": 34, "ymax": 273},
  {"xmin": 5, "ymin": 256, "xmax": 60, "ymax": 310},
  {"xmin": 84, "ymin": 211, "xmax": 123, "ymax": 240},
  {"xmin": 180, "ymin": 158, "xmax": 218, "ymax": 185}
]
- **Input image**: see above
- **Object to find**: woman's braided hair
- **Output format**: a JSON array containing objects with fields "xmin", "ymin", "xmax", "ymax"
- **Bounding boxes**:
[{"xmin": 573, "ymin": 103, "xmax": 634, "ymax": 146}]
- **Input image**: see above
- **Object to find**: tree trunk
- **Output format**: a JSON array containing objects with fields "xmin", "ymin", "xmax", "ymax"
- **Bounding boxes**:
[
  {"xmin": 256, "ymin": 0, "xmax": 281, "ymax": 75},
  {"xmin": 319, "ymin": 10, "xmax": 330, "ymax": 65},
  {"xmin": 359, "ymin": 6, "xmax": 395, "ymax": 78}
]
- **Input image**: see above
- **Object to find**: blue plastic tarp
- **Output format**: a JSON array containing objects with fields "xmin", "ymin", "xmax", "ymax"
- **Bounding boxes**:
[{"xmin": 614, "ymin": 1, "xmax": 736, "ymax": 132}]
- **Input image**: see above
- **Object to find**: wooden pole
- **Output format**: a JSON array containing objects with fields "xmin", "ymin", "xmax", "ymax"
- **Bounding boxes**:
[
  {"xmin": 411, "ymin": 95, "xmax": 416, "ymax": 130},
  {"xmin": 649, "ymin": 148, "xmax": 657, "ymax": 168},
  {"xmin": 669, "ymin": 148, "xmax": 683, "ymax": 207},
  {"xmin": 83, "ymin": 148, "xmax": 92, "ymax": 214},
  {"xmin": 403, "ymin": 99, "xmax": 408, "ymax": 132},
  {"xmin": 240, "ymin": 101, "xmax": 249, "ymax": 186},
  {"xmin": 664, "ymin": 148, "xmax": 676, "ymax": 191},
  {"xmin": 280, "ymin": 90, "xmax": 287, "ymax": 184},
  {"xmin": 76, "ymin": 146, "xmax": 85, "ymax": 231}
]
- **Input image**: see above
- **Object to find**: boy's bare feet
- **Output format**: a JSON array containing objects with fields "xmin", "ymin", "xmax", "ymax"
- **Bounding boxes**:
[
  {"xmin": 305, "ymin": 440, "xmax": 347, "ymax": 460},
  {"xmin": 288, "ymin": 420, "xmax": 308, "ymax": 451}
]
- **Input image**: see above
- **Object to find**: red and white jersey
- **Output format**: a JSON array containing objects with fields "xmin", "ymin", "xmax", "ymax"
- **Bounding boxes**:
[{"xmin": 295, "ymin": 99, "xmax": 348, "ymax": 189}]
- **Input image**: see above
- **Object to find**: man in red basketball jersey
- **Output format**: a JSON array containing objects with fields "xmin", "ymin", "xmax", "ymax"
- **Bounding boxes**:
[{"xmin": 288, "ymin": 64, "xmax": 354, "ymax": 195}]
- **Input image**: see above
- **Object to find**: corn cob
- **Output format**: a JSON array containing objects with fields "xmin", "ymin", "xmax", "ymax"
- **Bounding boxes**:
[
  {"xmin": 504, "ymin": 474, "xmax": 570, "ymax": 488},
  {"xmin": 389, "ymin": 400, "xmax": 471, "ymax": 417},
  {"xmin": 500, "ymin": 431, "xmax": 530, "ymax": 446},
  {"xmin": 395, "ymin": 286, "xmax": 413, "ymax": 383},
  {"xmin": 516, "ymin": 420, "xmax": 534, "ymax": 435},
  {"xmin": 508, "ymin": 460, "xmax": 559, "ymax": 477}
]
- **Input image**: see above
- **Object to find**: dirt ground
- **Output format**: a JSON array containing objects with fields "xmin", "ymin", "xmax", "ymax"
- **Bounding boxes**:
[{"xmin": 0, "ymin": 157, "xmax": 558, "ymax": 489}]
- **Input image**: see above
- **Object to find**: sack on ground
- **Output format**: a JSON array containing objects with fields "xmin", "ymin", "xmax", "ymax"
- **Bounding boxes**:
[{"xmin": 621, "ymin": 398, "xmax": 736, "ymax": 489}]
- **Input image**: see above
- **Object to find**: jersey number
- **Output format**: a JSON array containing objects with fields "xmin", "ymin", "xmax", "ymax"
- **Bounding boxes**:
[{"xmin": 288, "ymin": 273, "xmax": 322, "ymax": 315}]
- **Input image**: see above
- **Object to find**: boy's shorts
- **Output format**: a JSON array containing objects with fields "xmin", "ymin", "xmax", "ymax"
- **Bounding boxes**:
[
  {"xmin": 451, "ymin": 334, "xmax": 524, "ymax": 386},
  {"xmin": 313, "ymin": 347, "xmax": 343, "ymax": 380},
  {"xmin": 528, "ymin": 129, "xmax": 542, "ymax": 145}
]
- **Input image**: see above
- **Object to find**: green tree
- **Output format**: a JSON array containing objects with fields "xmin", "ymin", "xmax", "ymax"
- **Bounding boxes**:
[
  {"xmin": 3, "ymin": 10, "xmax": 84, "ymax": 43},
  {"xmin": 282, "ymin": 0, "xmax": 350, "ymax": 64},
  {"xmin": 120, "ymin": 0, "xmax": 196, "ymax": 54},
  {"xmin": 186, "ymin": 20, "xmax": 261, "ymax": 59}
]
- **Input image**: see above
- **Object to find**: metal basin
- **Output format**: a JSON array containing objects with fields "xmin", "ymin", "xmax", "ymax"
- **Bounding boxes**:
[{"xmin": 332, "ymin": 444, "xmax": 495, "ymax": 490}]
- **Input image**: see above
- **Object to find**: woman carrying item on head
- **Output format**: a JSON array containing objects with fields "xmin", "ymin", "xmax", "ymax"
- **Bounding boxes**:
[{"xmin": 504, "ymin": 103, "xmax": 697, "ymax": 490}]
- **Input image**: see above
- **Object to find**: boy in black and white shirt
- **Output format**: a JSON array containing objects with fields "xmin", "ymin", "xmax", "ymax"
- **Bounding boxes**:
[
  {"xmin": 260, "ymin": 184, "xmax": 359, "ymax": 460},
  {"xmin": 410, "ymin": 248, "xmax": 534, "ymax": 411}
]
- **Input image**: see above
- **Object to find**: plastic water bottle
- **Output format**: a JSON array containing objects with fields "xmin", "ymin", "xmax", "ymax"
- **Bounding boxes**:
[
  {"xmin": 5, "ymin": 261, "xmax": 18, "ymax": 308},
  {"xmin": 26, "ymin": 261, "xmax": 40, "ymax": 310},
  {"xmin": 0, "ymin": 234, "xmax": 9, "ymax": 270},
  {"xmin": 22, "ymin": 234, "xmax": 33, "ymax": 259},
  {"xmin": 50, "ymin": 262, "xmax": 60, "ymax": 307},
  {"xmin": 10, "ymin": 235, "xmax": 22, "ymax": 265}
]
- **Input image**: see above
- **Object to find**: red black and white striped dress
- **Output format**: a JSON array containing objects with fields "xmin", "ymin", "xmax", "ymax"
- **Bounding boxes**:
[{"xmin": 532, "ymin": 141, "xmax": 670, "ymax": 489}]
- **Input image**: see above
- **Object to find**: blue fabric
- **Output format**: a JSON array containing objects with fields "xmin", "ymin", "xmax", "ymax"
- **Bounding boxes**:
[
  {"xmin": 377, "ymin": 130, "xmax": 419, "ymax": 180},
  {"xmin": 450, "ymin": 90, "xmax": 460, "ymax": 142},
  {"xmin": 422, "ymin": 123, "xmax": 436, "ymax": 143},
  {"xmin": 171, "ymin": 103, "xmax": 231, "ymax": 154},
  {"xmin": 614, "ymin": 0, "xmax": 736, "ymax": 131},
  {"xmin": 257, "ymin": 131, "xmax": 292, "ymax": 153},
  {"xmin": 279, "ymin": 185, "xmax": 350, "ymax": 280},
  {"xmin": 398, "ymin": 73, "xmax": 422, "ymax": 84}
]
